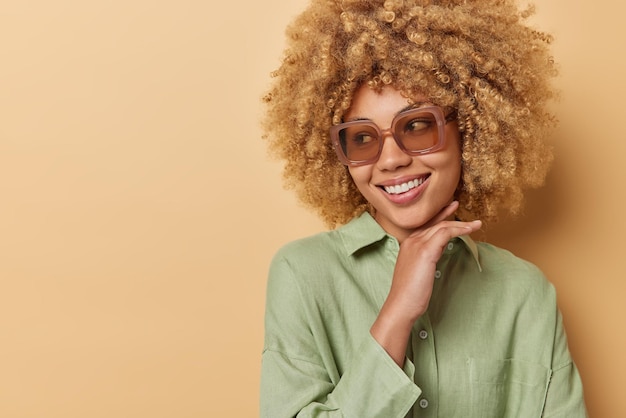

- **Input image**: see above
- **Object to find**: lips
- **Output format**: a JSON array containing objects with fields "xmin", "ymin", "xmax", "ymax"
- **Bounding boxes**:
[
  {"xmin": 377, "ymin": 174, "xmax": 431, "ymax": 204},
  {"xmin": 379, "ymin": 175, "xmax": 430, "ymax": 194}
]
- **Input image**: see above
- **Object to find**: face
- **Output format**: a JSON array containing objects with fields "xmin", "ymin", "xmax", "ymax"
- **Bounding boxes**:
[{"xmin": 345, "ymin": 84, "xmax": 462, "ymax": 242}]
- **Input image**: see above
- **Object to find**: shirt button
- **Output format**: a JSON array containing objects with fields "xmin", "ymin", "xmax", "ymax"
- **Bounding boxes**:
[
  {"xmin": 447, "ymin": 242, "xmax": 454, "ymax": 251},
  {"xmin": 418, "ymin": 330, "xmax": 428, "ymax": 340},
  {"xmin": 419, "ymin": 398, "xmax": 429, "ymax": 409},
  {"xmin": 434, "ymin": 270, "xmax": 441, "ymax": 279}
]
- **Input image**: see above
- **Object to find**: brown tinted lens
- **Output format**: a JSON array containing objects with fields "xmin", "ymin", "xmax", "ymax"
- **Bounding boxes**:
[
  {"xmin": 339, "ymin": 124, "xmax": 380, "ymax": 162},
  {"xmin": 395, "ymin": 111, "xmax": 439, "ymax": 152}
]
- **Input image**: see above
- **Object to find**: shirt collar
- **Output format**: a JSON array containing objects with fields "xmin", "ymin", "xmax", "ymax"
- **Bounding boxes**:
[
  {"xmin": 457, "ymin": 234, "xmax": 482, "ymax": 272},
  {"xmin": 339, "ymin": 212, "xmax": 388, "ymax": 255},
  {"xmin": 338, "ymin": 211, "xmax": 482, "ymax": 271}
]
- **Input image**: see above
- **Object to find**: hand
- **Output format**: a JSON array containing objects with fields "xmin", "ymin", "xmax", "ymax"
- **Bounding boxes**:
[
  {"xmin": 370, "ymin": 201, "xmax": 481, "ymax": 366},
  {"xmin": 386, "ymin": 200, "xmax": 481, "ymax": 321}
]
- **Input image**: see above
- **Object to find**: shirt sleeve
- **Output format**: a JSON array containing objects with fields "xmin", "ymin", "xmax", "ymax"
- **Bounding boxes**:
[
  {"xmin": 542, "ymin": 309, "xmax": 588, "ymax": 418},
  {"xmin": 260, "ymin": 254, "xmax": 421, "ymax": 418}
]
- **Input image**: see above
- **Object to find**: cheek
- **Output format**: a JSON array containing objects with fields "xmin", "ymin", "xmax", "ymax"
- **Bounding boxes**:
[
  {"xmin": 444, "ymin": 156, "xmax": 462, "ymax": 184},
  {"xmin": 423, "ymin": 146, "xmax": 461, "ymax": 174},
  {"xmin": 347, "ymin": 166, "xmax": 368, "ymax": 185},
  {"xmin": 440, "ymin": 137, "xmax": 462, "ymax": 180},
  {"xmin": 347, "ymin": 166, "xmax": 375, "ymax": 198}
]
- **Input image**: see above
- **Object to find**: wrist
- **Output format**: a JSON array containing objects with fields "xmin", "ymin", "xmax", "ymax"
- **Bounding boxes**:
[{"xmin": 370, "ymin": 304, "xmax": 417, "ymax": 367}]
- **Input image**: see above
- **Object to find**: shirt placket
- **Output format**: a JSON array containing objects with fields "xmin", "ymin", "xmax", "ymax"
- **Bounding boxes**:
[
  {"xmin": 411, "ymin": 311, "xmax": 438, "ymax": 417},
  {"xmin": 409, "ymin": 239, "xmax": 459, "ymax": 417}
]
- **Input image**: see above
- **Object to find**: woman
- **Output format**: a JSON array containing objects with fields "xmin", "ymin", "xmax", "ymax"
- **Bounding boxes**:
[{"xmin": 260, "ymin": 0, "xmax": 588, "ymax": 416}]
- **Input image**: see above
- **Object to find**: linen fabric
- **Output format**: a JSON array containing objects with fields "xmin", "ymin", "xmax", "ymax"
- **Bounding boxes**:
[{"xmin": 261, "ymin": 212, "xmax": 587, "ymax": 418}]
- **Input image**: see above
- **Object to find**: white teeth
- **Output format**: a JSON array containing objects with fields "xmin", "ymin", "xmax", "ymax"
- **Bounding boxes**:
[{"xmin": 384, "ymin": 178, "xmax": 426, "ymax": 195}]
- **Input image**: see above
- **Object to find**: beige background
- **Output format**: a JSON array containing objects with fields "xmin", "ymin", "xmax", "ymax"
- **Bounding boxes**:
[{"xmin": 0, "ymin": 0, "xmax": 623, "ymax": 417}]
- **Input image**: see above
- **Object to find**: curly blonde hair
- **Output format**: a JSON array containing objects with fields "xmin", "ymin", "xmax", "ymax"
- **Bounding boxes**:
[{"xmin": 263, "ymin": 0, "xmax": 557, "ymax": 227}]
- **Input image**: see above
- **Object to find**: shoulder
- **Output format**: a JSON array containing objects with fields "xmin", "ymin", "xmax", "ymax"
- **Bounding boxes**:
[
  {"xmin": 267, "ymin": 228, "xmax": 350, "ymax": 296},
  {"xmin": 271, "ymin": 228, "xmax": 345, "ymax": 269},
  {"xmin": 267, "ymin": 213, "xmax": 388, "ymax": 298},
  {"xmin": 477, "ymin": 241, "xmax": 548, "ymax": 280},
  {"xmin": 475, "ymin": 241, "xmax": 555, "ymax": 299},
  {"xmin": 270, "ymin": 212, "xmax": 384, "ymax": 273}
]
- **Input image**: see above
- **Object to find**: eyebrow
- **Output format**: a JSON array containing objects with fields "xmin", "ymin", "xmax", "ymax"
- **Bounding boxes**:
[{"xmin": 344, "ymin": 102, "xmax": 431, "ymax": 122}]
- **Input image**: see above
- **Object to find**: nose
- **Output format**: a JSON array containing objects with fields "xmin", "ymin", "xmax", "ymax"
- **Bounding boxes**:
[{"xmin": 375, "ymin": 132, "xmax": 412, "ymax": 171}]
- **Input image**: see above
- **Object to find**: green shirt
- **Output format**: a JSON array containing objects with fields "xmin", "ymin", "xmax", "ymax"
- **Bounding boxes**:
[{"xmin": 261, "ymin": 212, "xmax": 587, "ymax": 417}]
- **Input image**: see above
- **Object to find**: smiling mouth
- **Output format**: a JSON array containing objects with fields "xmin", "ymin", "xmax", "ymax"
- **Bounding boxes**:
[{"xmin": 381, "ymin": 175, "xmax": 430, "ymax": 195}]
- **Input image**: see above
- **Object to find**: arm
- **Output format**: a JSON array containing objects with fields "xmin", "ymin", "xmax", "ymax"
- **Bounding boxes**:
[
  {"xmin": 371, "ymin": 201, "xmax": 482, "ymax": 367},
  {"xmin": 541, "ymin": 310, "xmax": 588, "ymax": 417},
  {"xmin": 261, "ymin": 202, "xmax": 481, "ymax": 417},
  {"xmin": 261, "ymin": 254, "xmax": 420, "ymax": 418}
]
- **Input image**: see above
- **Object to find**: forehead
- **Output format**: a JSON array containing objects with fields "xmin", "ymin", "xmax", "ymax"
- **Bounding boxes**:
[{"xmin": 344, "ymin": 84, "xmax": 429, "ymax": 123}]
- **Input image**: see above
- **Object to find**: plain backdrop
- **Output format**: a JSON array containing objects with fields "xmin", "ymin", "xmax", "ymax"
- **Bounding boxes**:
[{"xmin": 0, "ymin": 1, "xmax": 624, "ymax": 416}]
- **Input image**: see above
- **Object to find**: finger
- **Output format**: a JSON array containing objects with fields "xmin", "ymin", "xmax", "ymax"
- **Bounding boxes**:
[
  {"xmin": 425, "ymin": 219, "xmax": 482, "ymax": 244},
  {"xmin": 464, "ymin": 219, "xmax": 482, "ymax": 232}
]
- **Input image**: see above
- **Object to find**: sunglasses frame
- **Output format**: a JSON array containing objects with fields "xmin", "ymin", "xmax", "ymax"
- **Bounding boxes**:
[{"xmin": 330, "ymin": 106, "xmax": 456, "ymax": 167}]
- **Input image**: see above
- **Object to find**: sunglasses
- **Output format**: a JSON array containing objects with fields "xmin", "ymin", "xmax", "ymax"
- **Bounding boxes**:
[{"xmin": 330, "ymin": 106, "xmax": 456, "ymax": 167}]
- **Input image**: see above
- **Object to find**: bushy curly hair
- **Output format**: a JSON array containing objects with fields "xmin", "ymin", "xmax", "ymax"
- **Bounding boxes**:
[{"xmin": 263, "ymin": 0, "xmax": 557, "ymax": 227}]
